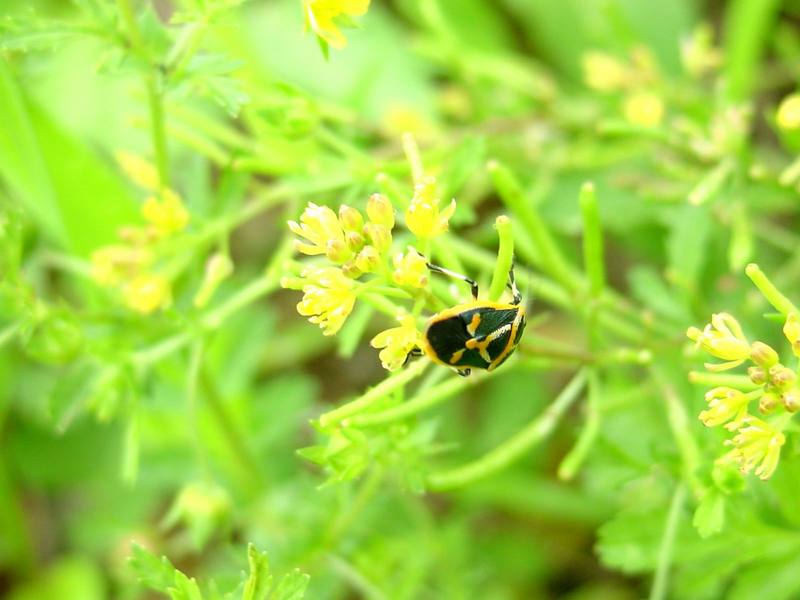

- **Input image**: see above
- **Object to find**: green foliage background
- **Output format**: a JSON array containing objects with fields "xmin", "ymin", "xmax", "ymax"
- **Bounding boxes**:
[{"xmin": 3, "ymin": 0, "xmax": 800, "ymax": 598}]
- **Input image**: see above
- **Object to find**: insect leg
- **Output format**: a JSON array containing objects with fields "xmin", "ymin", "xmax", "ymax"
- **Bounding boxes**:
[
  {"xmin": 402, "ymin": 346, "xmax": 424, "ymax": 367},
  {"xmin": 507, "ymin": 260, "xmax": 522, "ymax": 305},
  {"xmin": 427, "ymin": 262, "xmax": 479, "ymax": 300}
]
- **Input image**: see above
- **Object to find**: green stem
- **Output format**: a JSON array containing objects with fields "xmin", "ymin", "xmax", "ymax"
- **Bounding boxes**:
[
  {"xmin": 187, "ymin": 340, "xmax": 209, "ymax": 474},
  {"xmin": 649, "ymin": 484, "xmax": 687, "ymax": 600},
  {"xmin": 402, "ymin": 133, "xmax": 424, "ymax": 186},
  {"xmin": 349, "ymin": 374, "xmax": 472, "ymax": 427},
  {"xmin": 557, "ymin": 369, "xmax": 601, "ymax": 480},
  {"xmin": 200, "ymin": 368, "xmax": 263, "ymax": 489},
  {"xmin": 579, "ymin": 182, "xmax": 605, "ymax": 297},
  {"xmin": 0, "ymin": 323, "xmax": 20, "ymax": 350},
  {"xmin": 427, "ymin": 369, "xmax": 587, "ymax": 491},
  {"xmin": 745, "ymin": 263, "xmax": 800, "ymax": 316},
  {"xmin": 487, "ymin": 160, "xmax": 581, "ymax": 292},
  {"xmin": 488, "ymin": 215, "xmax": 514, "ymax": 301},
  {"xmin": 688, "ymin": 371, "xmax": 760, "ymax": 390},
  {"xmin": 653, "ymin": 369, "xmax": 703, "ymax": 497},
  {"xmin": 117, "ymin": 0, "xmax": 169, "ymax": 187},
  {"xmin": 146, "ymin": 76, "xmax": 169, "ymax": 187},
  {"xmin": 318, "ymin": 359, "xmax": 430, "ymax": 428}
]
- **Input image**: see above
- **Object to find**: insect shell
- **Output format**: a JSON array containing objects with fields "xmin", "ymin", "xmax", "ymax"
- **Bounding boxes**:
[{"xmin": 418, "ymin": 263, "xmax": 526, "ymax": 377}]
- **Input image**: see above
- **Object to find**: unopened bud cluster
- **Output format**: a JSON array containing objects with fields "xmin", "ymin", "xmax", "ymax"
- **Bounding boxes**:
[{"xmin": 687, "ymin": 311, "xmax": 800, "ymax": 479}]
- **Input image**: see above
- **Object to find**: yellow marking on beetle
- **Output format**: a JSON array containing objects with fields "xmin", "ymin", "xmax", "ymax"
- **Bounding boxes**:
[
  {"xmin": 487, "ymin": 306, "xmax": 526, "ymax": 371},
  {"xmin": 449, "ymin": 348, "xmax": 465, "ymax": 364},
  {"xmin": 466, "ymin": 323, "xmax": 512, "ymax": 364},
  {"xmin": 466, "ymin": 313, "xmax": 481, "ymax": 336}
]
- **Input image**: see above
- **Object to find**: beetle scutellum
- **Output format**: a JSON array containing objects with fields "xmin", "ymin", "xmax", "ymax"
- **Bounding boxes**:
[{"xmin": 408, "ymin": 262, "xmax": 526, "ymax": 377}]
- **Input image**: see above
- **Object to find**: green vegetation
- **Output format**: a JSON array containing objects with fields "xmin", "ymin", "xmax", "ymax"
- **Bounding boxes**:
[{"xmin": 3, "ymin": 1, "xmax": 800, "ymax": 598}]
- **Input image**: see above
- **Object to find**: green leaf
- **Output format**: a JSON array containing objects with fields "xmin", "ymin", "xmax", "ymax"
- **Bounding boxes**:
[
  {"xmin": 0, "ymin": 60, "xmax": 139, "ymax": 256},
  {"xmin": 728, "ymin": 553, "xmax": 800, "ymax": 600},
  {"xmin": 692, "ymin": 490, "xmax": 726, "ymax": 538},
  {"xmin": 170, "ymin": 571, "xmax": 204, "ymax": 600},
  {"xmin": 242, "ymin": 544, "xmax": 272, "ymax": 600},
  {"xmin": 128, "ymin": 544, "xmax": 179, "ymax": 593},
  {"xmin": 270, "ymin": 570, "xmax": 309, "ymax": 600},
  {"xmin": 666, "ymin": 203, "xmax": 711, "ymax": 293}
]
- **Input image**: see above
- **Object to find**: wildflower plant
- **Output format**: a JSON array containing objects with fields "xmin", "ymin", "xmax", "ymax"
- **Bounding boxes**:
[
  {"xmin": 687, "ymin": 265, "xmax": 800, "ymax": 481},
  {"xmin": 7, "ymin": 1, "xmax": 800, "ymax": 599}
]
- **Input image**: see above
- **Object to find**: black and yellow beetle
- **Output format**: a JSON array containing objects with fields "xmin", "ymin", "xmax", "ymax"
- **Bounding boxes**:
[{"xmin": 409, "ymin": 262, "xmax": 526, "ymax": 377}]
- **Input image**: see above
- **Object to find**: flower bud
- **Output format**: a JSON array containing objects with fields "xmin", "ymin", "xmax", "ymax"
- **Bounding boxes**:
[
  {"xmin": 354, "ymin": 246, "xmax": 381, "ymax": 273},
  {"xmin": 769, "ymin": 365, "xmax": 796, "ymax": 391},
  {"xmin": 345, "ymin": 230, "xmax": 366, "ymax": 253},
  {"xmin": 748, "ymin": 366, "xmax": 766, "ymax": 386},
  {"xmin": 339, "ymin": 204, "xmax": 364, "ymax": 232},
  {"xmin": 783, "ymin": 389, "xmax": 800, "ymax": 412},
  {"xmin": 341, "ymin": 260, "xmax": 363, "ymax": 279},
  {"xmin": 759, "ymin": 391, "xmax": 780, "ymax": 414},
  {"xmin": 363, "ymin": 223, "xmax": 392, "ymax": 254},
  {"xmin": 367, "ymin": 193, "xmax": 394, "ymax": 228},
  {"xmin": 750, "ymin": 341, "xmax": 779, "ymax": 367},
  {"xmin": 784, "ymin": 313, "xmax": 800, "ymax": 357},
  {"xmin": 325, "ymin": 238, "xmax": 352, "ymax": 264}
]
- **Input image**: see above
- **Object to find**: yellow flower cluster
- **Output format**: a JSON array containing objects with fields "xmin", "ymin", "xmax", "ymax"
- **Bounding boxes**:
[
  {"xmin": 581, "ymin": 46, "xmax": 665, "ymax": 128},
  {"xmin": 688, "ymin": 312, "xmax": 800, "ymax": 479},
  {"xmin": 303, "ymin": 0, "xmax": 370, "ymax": 49},
  {"xmin": 284, "ymin": 174, "xmax": 457, "ymax": 370},
  {"xmin": 90, "ymin": 152, "xmax": 192, "ymax": 314}
]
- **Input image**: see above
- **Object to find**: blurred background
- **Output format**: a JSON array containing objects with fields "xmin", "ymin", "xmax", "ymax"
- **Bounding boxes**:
[{"xmin": 3, "ymin": 0, "xmax": 800, "ymax": 598}]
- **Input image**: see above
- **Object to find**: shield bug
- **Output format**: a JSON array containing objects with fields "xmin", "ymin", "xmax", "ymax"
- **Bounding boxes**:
[{"xmin": 414, "ymin": 262, "xmax": 526, "ymax": 376}]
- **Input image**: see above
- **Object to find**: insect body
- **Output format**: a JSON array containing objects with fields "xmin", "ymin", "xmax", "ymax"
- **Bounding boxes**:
[{"xmin": 418, "ymin": 263, "xmax": 526, "ymax": 377}]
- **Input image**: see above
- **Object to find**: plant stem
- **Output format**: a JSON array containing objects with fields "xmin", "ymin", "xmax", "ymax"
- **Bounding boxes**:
[
  {"xmin": 349, "ymin": 374, "xmax": 472, "ymax": 427},
  {"xmin": 649, "ymin": 484, "xmax": 687, "ymax": 600},
  {"xmin": 745, "ymin": 263, "xmax": 800, "ymax": 316},
  {"xmin": 579, "ymin": 182, "xmax": 605, "ymax": 297},
  {"xmin": 187, "ymin": 340, "xmax": 209, "ymax": 474},
  {"xmin": 488, "ymin": 215, "xmax": 514, "ymax": 301},
  {"xmin": 318, "ymin": 359, "xmax": 429, "ymax": 428},
  {"xmin": 427, "ymin": 369, "xmax": 587, "ymax": 491},
  {"xmin": 487, "ymin": 160, "xmax": 581, "ymax": 292},
  {"xmin": 402, "ymin": 133, "xmax": 424, "ymax": 186},
  {"xmin": 688, "ymin": 371, "xmax": 760, "ymax": 390},
  {"xmin": 653, "ymin": 369, "xmax": 703, "ymax": 497},
  {"xmin": 558, "ymin": 369, "xmax": 601, "ymax": 480},
  {"xmin": 117, "ymin": 0, "xmax": 169, "ymax": 187},
  {"xmin": 200, "ymin": 368, "xmax": 263, "ymax": 490}
]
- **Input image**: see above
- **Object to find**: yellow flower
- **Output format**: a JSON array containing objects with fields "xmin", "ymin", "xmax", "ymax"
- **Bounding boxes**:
[
  {"xmin": 90, "ymin": 245, "xmax": 152, "ymax": 287},
  {"xmin": 783, "ymin": 312, "xmax": 800, "ymax": 357},
  {"xmin": 295, "ymin": 266, "xmax": 356, "ymax": 335},
  {"xmin": 687, "ymin": 312, "xmax": 750, "ymax": 370},
  {"xmin": 366, "ymin": 193, "xmax": 394, "ymax": 228},
  {"xmin": 718, "ymin": 416, "xmax": 785, "ymax": 480},
  {"xmin": 392, "ymin": 247, "xmax": 429, "ymax": 288},
  {"xmin": 776, "ymin": 94, "xmax": 800, "ymax": 131},
  {"xmin": 303, "ymin": 0, "xmax": 370, "ymax": 49},
  {"xmin": 288, "ymin": 202, "xmax": 348, "ymax": 258},
  {"xmin": 142, "ymin": 189, "xmax": 189, "ymax": 237},
  {"xmin": 123, "ymin": 273, "xmax": 171, "ymax": 314},
  {"xmin": 405, "ymin": 177, "xmax": 456, "ymax": 239},
  {"xmin": 370, "ymin": 314, "xmax": 421, "ymax": 371},
  {"xmin": 699, "ymin": 387, "xmax": 750, "ymax": 430},
  {"xmin": 582, "ymin": 51, "xmax": 628, "ymax": 92},
  {"xmin": 114, "ymin": 150, "xmax": 160, "ymax": 191},
  {"xmin": 623, "ymin": 91, "xmax": 664, "ymax": 128}
]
